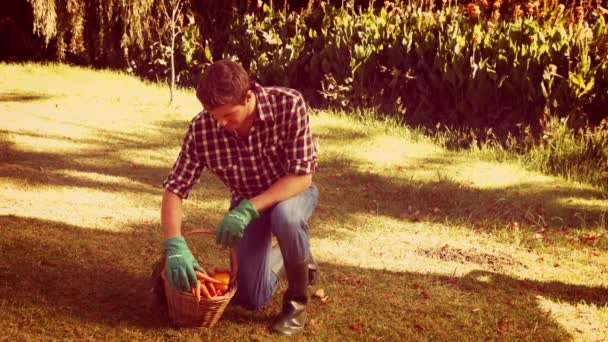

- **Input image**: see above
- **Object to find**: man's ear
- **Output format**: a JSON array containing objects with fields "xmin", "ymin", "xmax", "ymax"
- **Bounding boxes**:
[{"xmin": 245, "ymin": 90, "xmax": 256, "ymax": 102}]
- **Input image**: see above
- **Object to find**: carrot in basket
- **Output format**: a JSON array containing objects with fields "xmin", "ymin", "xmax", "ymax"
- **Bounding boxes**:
[
  {"xmin": 199, "ymin": 279, "xmax": 212, "ymax": 299},
  {"xmin": 196, "ymin": 270, "xmax": 222, "ymax": 283},
  {"xmin": 206, "ymin": 281, "xmax": 218, "ymax": 297},
  {"xmin": 195, "ymin": 280, "xmax": 202, "ymax": 302}
]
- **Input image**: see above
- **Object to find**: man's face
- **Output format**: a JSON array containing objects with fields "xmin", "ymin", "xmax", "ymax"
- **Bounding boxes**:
[{"xmin": 208, "ymin": 91, "xmax": 255, "ymax": 130}]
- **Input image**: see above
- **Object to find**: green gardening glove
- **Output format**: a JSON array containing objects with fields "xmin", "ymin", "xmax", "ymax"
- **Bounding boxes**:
[
  {"xmin": 216, "ymin": 200, "xmax": 259, "ymax": 248},
  {"xmin": 162, "ymin": 236, "xmax": 204, "ymax": 292}
]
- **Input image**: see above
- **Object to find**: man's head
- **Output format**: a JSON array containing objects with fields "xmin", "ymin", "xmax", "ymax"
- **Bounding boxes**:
[{"xmin": 196, "ymin": 60, "xmax": 257, "ymax": 130}]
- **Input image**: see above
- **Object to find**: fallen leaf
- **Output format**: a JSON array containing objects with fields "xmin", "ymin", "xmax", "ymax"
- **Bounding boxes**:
[
  {"xmin": 553, "ymin": 263, "xmax": 560, "ymax": 267},
  {"xmin": 580, "ymin": 233, "xmax": 601, "ymax": 244},
  {"xmin": 350, "ymin": 323, "xmax": 364, "ymax": 332},
  {"xmin": 38, "ymin": 260, "xmax": 58, "ymax": 268},
  {"xmin": 412, "ymin": 282, "xmax": 420, "ymax": 289},
  {"xmin": 145, "ymin": 246, "xmax": 159, "ymax": 256},
  {"xmin": 536, "ymin": 257, "xmax": 544, "ymax": 263},
  {"xmin": 414, "ymin": 323, "xmax": 425, "ymax": 332},
  {"xmin": 498, "ymin": 319, "xmax": 509, "ymax": 334},
  {"xmin": 337, "ymin": 277, "xmax": 365, "ymax": 287},
  {"xmin": 520, "ymin": 280, "xmax": 539, "ymax": 290},
  {"xmin": 588, "ymin": 249, "xmax": 601, "ymax": 257},
  {"xmin": 446, "ymin": 277, "xmax": 459, "ymax": 285},
  {"xmin": 533, "ymin": 233, "xmax": 543, "ymax": 240},
  {"xmin": 314, "ymin": 288, "xmax": 325, "ymax": 299}
]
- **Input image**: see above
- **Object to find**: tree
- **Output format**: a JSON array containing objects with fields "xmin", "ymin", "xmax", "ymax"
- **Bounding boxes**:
[{"xmin": 160, "ymin": 0, "xmax": 183, "ymax": 104}]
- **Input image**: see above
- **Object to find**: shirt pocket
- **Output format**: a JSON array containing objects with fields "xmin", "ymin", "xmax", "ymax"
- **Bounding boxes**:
[
  {"xmin": 207, "ymin": 159, "xmax": 241, "ymax": 186},
  {"xmin": 262, "ymin": 145, "xmax": 286, "ymax": 174}
]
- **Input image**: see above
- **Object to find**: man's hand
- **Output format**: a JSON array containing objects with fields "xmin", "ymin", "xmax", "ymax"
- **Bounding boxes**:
[
  {"xmin": 163, "ymin": 236, "xmax": 204, "ymax": 292},
  {"xmin": 216, "ymin": 200, "xmax": 259, "ymax": 247}
]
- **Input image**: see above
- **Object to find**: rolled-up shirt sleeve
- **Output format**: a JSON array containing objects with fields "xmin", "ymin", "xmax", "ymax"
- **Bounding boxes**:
[
  {"xmin": 285, "ymin": 96, "xmax": 317, "ymax": 175},
  {"xmin": 162, "ymin": 120, "xmax": 205, "ymax": 199}
]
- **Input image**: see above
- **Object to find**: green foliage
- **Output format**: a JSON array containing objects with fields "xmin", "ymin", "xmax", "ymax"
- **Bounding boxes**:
[
  {"xmin": 24, "ymin": 0, "xmax": 608, "ymax": 188},
  {"xmin": 191, "ymin": 0, "xmax": 606, "ymax": 139}
]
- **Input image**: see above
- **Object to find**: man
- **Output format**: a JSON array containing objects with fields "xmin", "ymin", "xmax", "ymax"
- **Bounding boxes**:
[{"xmin": 160, "ymin": 60, "xmax": 319, "ymax": 335}]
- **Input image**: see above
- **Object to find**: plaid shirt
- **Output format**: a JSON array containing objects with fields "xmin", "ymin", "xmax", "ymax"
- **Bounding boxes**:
[{"xmin": 163, "ymin": 82, "xmax": 317, "ymax": 201}]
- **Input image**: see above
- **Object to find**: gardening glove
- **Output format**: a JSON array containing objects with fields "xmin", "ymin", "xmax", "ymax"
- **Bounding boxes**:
[
  {"xmin": 162, "ymin": 236, "xmax": 204, "ymax": 292},
  {"xmin": 216, "ymin": 199, "xmax": 259, "ymax": 248}
]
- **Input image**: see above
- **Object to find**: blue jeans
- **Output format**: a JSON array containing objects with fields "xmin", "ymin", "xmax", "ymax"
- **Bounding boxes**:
[{"xmin": 231, "ymin": 183, "xmax": 319, "ymax": 310}]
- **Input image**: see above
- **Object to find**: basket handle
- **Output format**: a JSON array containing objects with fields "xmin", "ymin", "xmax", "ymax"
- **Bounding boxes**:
[{"xmin": 183, "ymin": 228, "xmax": 238, "ymax": 286}]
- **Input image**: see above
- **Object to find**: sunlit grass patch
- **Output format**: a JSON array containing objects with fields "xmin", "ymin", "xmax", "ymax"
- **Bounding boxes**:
[
  {"xmin": 536, "ymin": 296, "xmax": 608, "ymax": 342},
  {"xmin": 1, "ymin": 63, "xmax": 607, "ymax": 341}
]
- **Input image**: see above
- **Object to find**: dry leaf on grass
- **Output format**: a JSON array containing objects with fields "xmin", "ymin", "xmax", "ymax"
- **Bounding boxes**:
[
  {"xmin": 337, "ymin": 277, "xmax": 366, "ymax": 287},
  {"xmin": 350, "ymin": 323, "xmax": 364, "ymax": 332},
  {"xmin": 497, "ymin": 319, "xmax": 509, "ymax": 334},
  {"xmin": 580, "ymin": 233, "xmax": 602, "ymax": 244},
  {"xmin": 446, "ymin": 277, "xmax": 459, "ymax": 285},
  {"xmin": 520, "ymin": 280, "xmax": 539, "ymax": 290},
  {"xmin": 313, "ymin": 288, "xmax": 330, "ymax": 302}
]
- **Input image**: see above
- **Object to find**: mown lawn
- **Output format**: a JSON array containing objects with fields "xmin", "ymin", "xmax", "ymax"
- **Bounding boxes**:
[{"xmin": 1, "ymin": 63, "xmax": 607, "ymax": 341}]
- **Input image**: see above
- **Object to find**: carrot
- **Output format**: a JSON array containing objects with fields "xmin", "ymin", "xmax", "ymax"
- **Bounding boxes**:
[
  {"xmin": 200, "ymin": 279, "xmax": 212, "ymax": 299},
  {"xmin": 195, "ymin": 280, "xmax": 202, "ymax": 302},
  {"xmin": 195, "ymin": 270, "xmax": 222, "ymax": 283},
  {"xmin": 206, "ymin": 281, "xmax": 217, "ymax": 297}
]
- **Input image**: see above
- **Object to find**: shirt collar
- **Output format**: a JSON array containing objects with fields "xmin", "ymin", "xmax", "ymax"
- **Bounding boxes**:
[{"xmin": 252, "ymin": 82, "xmax": 274, "ymax": 122}]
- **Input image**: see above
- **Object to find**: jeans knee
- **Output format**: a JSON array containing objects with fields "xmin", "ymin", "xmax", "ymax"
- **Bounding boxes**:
[{"xmin": 271, "ymin": 204, "xmax": 306, "ymax": 235}]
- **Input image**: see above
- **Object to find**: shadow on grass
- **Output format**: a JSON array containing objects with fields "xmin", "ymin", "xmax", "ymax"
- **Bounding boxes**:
[
  {"xmin": 2, "ymin": 214, "xmax": 606, "ymax": 340},
  {"xmin": 315, "ymin": 149, "xmax": 608, "ymax": 237},
  {"xmin": 0, "ymin": 215, "xmax": 166, "ymax": 329},
  {"xmin": 0, "ymin": 91, "xmax": 54, "ymax": 102},
  {"xmin": 0, "ymin": 119, "xmax": 227, "ymax": 200}
]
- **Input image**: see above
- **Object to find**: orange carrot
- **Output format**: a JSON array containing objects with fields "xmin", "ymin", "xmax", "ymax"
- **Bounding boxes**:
[
  {"xmin": 195, "ymin": 280, "xmax": 201, "ymax": 302},
  {"xmin": 200, "ymin": 280, "xmax": 212, "ymax": 299},
  {"xmin": 206, "ymin": 281, "xmax": 217, "ymax": 297},
  {"xmin": 195, "ymin": 270, "xmax": 222, "ymax": 283}
]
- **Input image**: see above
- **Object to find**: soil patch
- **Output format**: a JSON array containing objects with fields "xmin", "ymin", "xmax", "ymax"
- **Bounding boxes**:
[{"xmin": 417, "ymin": 244, "xmax": 524, "ymax": 271}]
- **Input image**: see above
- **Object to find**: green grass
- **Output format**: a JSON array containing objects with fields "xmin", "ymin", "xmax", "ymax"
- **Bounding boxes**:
[{"xmin": 1, "ymin": 62, "xmax": 607, "ymax": 341}]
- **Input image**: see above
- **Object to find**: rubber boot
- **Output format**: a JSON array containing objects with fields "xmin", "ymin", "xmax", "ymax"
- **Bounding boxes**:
[{"xmin": 271, "ymin": 260, "xmax": 309, "ymax": 336}]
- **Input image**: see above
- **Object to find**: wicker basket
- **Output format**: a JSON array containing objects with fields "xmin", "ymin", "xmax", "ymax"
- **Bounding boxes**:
[{"xmin": 162, "ymin": 228, "xmax": 238, "ymax": 328}]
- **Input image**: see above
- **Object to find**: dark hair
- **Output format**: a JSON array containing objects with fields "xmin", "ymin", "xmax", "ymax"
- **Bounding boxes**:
[{"xmin": 196, "ymin": 60, "xmax": 250, "ymax": 109}]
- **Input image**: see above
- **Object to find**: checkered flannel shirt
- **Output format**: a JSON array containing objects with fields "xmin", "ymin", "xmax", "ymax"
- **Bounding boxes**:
[{"xmin": 163, "ymin": 82, "xmax": 317, "ymax": 201}]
